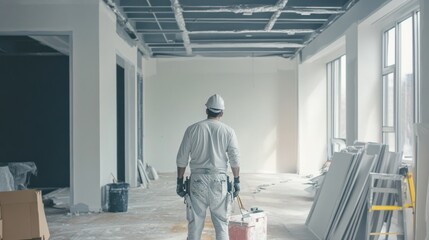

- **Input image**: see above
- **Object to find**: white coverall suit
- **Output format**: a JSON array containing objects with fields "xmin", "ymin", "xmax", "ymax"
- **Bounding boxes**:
[{"xmin": 177, "ymin": 119, "xmax": 240, "ymax": 240}]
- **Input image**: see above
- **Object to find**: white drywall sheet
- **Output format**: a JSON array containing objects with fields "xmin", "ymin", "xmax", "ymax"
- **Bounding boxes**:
[
  {"xmin": 427, "ymin": 181, "xmax": 429, "ymax": 240},
  {"xmin": 416, "ymin": 124, "xmax": 429, "ymax": 240},
  {"xmin": 306, "ymin": 152, "xmax": 356, "ymax": 239},
  {"xmin": 329, "ymin": 153, "xmax": 376, "ymax": 240}
]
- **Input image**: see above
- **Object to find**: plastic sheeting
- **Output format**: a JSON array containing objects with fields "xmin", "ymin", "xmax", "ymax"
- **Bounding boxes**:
[
  {"xmin": 0, "ymin": 166, "xmax": 15, "ymax": 191},
  {"xmin": 8, "ymin": 162, "xmax": 37, "ymax": 190}
]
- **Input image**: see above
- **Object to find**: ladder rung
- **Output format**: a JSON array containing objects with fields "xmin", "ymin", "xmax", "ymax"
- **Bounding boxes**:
[
  {"xmin": 370, "ymin": 205, "xmax": 403, "ymax": 211},
  {"xmin": 369, "ymin": 173, "xmax": 403, "ymax": 180},
  {"xmin": 404, "ymin": 203, "xmax": 414, "ymax": 209},
  {"xmin": 370, "ymin": 187, "xmax": 399, "ymax": 194},
  {"xmin": 369, "ymin": 232, "xmax": 404, "ymax": 236}
]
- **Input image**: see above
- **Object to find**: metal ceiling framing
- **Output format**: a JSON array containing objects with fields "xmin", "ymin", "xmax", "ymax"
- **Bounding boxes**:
[{"xmin": 116, "ymin": 0, "xmax": 359, "ymax": 58}]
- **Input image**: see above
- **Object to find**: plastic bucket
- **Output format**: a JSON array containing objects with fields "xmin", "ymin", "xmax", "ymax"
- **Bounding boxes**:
[{"xmin": 107, "ymin": 182, "xmax": 130, "ymax": 212}]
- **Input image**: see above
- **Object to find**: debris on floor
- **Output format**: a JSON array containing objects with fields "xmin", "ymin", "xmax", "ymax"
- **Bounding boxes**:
[
  {"xmin": 42, "ymin": 188, "xmax": 70, "ymax": 208},
  {"xmin": 304, "ymin": 173, "xmax": 325, "ymax": 195},
  {"xmin": 70, "ymin": 203, "xmax": 90, "ymax": 214},
  {"xmin": 304, "ymin": 160, "xmax": 331, "ymax": 195},
  {"xmin": 147, "ymin": 165, "xmax": 159, "ymax": 180},
  {"xmin": 45, "ymin": 173, "xmax": 316, "ymax": 240}
]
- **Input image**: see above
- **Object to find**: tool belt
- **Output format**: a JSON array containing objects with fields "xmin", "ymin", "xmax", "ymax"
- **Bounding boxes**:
[
  {"xmin": 191, "ymin": 168, "xmax": 227, "ymax": 174},
  {"xmin": 184, "ymin": 175, "xmax": 232, "ymax": 195}
]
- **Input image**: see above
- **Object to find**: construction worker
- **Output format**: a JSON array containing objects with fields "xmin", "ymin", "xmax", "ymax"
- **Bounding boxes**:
[{"xmin": 176, "ymin": 94, "xmax": 240, "ymax": 240}]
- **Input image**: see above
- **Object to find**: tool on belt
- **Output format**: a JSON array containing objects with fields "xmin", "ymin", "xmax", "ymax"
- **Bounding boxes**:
[
  {"xmin": 227, "ymin": 176, "xmax": 232, "ymax": 193},
  {"xmin": 184, "ymin": 176, "xmax": 191, "ymax": 195}
]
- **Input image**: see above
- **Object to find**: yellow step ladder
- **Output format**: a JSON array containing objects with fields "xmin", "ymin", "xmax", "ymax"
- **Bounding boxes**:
[{"xmin": 366, "ymin": 168, "xmax": 415, "ymax": 240}]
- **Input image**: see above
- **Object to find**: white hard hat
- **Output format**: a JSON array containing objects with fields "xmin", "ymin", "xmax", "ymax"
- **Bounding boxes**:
[{"xmin": 205, "ymin": 94, "xmax": 225, "ymax": 113}]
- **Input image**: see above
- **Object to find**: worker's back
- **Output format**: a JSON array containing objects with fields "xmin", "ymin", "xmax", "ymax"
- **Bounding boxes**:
[{"xmin": 176, "ymin": 119, "xmax": 239, "ymax": 172}]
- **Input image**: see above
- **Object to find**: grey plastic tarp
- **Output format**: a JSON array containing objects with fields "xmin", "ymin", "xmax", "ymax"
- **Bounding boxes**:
[
  {"xmin": 0, "ymin": 166, "xmax": 15, "ymax": 191},
  {"xmin": 8, "ymin": 162, "xmax": 37, "ymax": 190}
]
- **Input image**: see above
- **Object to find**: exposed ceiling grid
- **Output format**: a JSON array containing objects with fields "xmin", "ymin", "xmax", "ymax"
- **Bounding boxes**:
[
  {"xmin": 264, "ymin": 0, "xmax": 289, "ymax": 31},
  {"xmin": 146, "ymin": 0, "xmax": 169, "ymax": 44},
  {"xmin": 170, "ymin": 0, "xmax": 192, "ymax": 55},
  {"xmin": 118, "ymin": 0, "xmax": 359, "ymax": 58}
]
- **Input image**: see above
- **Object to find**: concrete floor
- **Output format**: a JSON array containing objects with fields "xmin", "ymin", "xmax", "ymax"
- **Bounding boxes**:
[{"xmin": 46, "ymin": 173, "xmax": 317, "ymax": 240}]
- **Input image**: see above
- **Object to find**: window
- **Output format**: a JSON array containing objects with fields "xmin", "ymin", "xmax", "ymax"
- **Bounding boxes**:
[
  {"xmin": 382, "ymin": 11, "xmax": 420, "ymax": 160},
  {"xmin": 327, "ymin": 55, "xmax": 347, "ymax": 159}
]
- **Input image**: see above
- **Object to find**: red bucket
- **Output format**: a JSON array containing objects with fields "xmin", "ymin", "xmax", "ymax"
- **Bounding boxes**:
[{"xmin": 228, "ymin": 211, "xmax": 267, "ymax": 240}]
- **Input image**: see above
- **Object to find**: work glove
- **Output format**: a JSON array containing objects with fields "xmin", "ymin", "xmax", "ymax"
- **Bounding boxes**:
[
  {"xmin": 233, "ymin": 176, "xmax": 240, "ymax": 198},
  {"xmin": 176, "ymin": 178, "xmax": 186, "ymax": 198}
]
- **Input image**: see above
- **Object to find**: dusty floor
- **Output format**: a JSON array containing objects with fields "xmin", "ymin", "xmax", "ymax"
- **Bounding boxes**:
[{"xmin": 46, "ymin": 173, "xmax": 317, "ymax": 240}]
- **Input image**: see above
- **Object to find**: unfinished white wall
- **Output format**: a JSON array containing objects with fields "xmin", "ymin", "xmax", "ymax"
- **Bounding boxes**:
[
  {"xmin": 298, "ymin": 39, "xmax": 345, "ymax": 175},
  {"xmin": 0, "ymin": 0, "xmax": 139, "ymax": 211},
  {"xmin": 99, "ymin": 3, "xmax": 118, "ymax": 196},
  {"xmin": 345, "ymin": 24, "xmax": 359, "ymax": 146},
  {"xmin": 99, "ymin": 3, "xmax": 139, "ymax": 190},
  {"xmin": 143, "ymin": 57, "xmax": 298, "ymax": 174},
  {"xmin": 357, "ymin": 18, "xmax": 382, "ymax": 143}
]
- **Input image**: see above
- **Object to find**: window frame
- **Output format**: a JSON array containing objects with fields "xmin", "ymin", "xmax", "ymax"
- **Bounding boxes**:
[
  {"xmin": 381, "ymin": 10, "xmax": 420, "ymax": 159},
  {"xmin": 327, "ymin": 55, "xmax": 347, "ymax": 159}
]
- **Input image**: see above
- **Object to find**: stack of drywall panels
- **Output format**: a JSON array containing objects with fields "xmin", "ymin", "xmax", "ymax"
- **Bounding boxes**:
[
  {"xmin": 306, "ymin": 143, "xmax": 401, "ymax": 240},
  {"xmin": 306, "ymin": 151, "xmax": 360, "ymax": 239}
]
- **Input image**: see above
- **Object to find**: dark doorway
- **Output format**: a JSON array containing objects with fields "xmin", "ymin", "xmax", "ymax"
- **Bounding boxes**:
[
  {"xmin": 116, "ymin": 64, "xmax": 125, "ymax": 182},
  {"xmin": 0, "ymin": 36, "xmax": 70, "ymax": 188}
]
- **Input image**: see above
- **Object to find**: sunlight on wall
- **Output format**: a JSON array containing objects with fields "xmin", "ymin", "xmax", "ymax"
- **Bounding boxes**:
[
  {"xmin": 298, "ymin": 53, "xmax": 332, "ymax": 175},
  {"xmin": 262, "ymin": 127, "xmax": 278, "ymax": 172}
]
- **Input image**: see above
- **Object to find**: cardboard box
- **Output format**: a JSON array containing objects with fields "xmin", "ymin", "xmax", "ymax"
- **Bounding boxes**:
[
  {"xmin": 0, "ymin": 190, "xmax": 50, "ymax": 240},
  {"xmin": 229, "ymin": 211, "xmax": 267, "ymax": 240}
]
